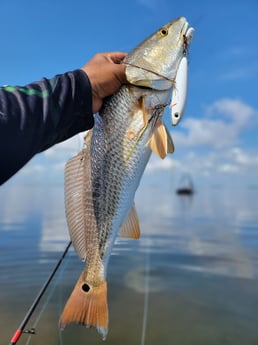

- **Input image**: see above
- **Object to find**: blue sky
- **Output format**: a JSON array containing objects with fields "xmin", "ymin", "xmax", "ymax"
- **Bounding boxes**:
[{"xmin": 1, "ymin": 0, "xmax": 258, "ymax": 188}]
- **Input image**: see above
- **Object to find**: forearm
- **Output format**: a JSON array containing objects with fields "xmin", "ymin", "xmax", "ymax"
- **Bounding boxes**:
[{"xmin": 0, "ymin": 69, "xmax": 94, "ymax": 184}]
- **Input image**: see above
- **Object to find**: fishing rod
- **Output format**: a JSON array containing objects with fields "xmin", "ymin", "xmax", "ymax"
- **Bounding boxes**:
[{"xmin": 9, "ymin": 240, "xmax": 72, "ymax": 345}]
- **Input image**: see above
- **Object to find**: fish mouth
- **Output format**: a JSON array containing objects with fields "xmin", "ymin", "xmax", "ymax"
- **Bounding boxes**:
[
  {"xmin": 182, "ymin": 20, "xmax": 189, "ymax": 36},
  {"xmin": 179, "ymin": 19, "xmax": 194, "ymax": 57}
]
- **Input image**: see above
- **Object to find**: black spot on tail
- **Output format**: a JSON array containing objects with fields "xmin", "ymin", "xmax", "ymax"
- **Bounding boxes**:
[{"xmin": 81, "ymin": 283, "xmax": 90, "ymax": 293}]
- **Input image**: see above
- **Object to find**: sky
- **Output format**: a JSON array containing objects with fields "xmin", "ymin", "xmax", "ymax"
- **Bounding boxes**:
[{"xmin": 1, "ymin": 0, "xmax": 258, "ymax": 189}]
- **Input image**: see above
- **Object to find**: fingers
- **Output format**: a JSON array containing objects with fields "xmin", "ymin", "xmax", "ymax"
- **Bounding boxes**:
[
  {"xmin": 81, "ymin": 51, "xmax": 128, "ymax": 113},
  {"xmin": 99, "ymin": 52, "xmax": 127, "ymax": 83},
  {"xmin": 105, "ymin": 52, "xmax": 127, "ymax": 64}
]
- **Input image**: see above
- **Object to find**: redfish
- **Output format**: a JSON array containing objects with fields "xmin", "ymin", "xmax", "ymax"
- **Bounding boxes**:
[{"xmin": 60, "ymin": 17, "xmax": 194, "ymax": 339}]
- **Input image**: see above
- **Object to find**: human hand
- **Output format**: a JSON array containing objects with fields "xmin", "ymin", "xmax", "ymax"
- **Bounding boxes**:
[{"xmin": 81, "ymin": 52, "xmax": 127, "ymax": 114}]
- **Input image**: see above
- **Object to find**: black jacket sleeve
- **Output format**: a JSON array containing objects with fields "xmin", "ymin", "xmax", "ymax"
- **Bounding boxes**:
[{"xmin": 0, "ymin": 69, "xmax": 94, "ymax": 185}]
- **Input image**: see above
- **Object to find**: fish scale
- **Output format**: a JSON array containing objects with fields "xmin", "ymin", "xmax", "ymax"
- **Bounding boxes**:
[{"xmin": 60, "ymin": 17, "xmax": 194, "ymax": 339}]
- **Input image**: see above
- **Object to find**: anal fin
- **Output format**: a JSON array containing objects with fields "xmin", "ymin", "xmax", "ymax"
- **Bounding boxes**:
[{"xmin": 119, "ymin": 204, "xmax": 140, "ymax": 239}]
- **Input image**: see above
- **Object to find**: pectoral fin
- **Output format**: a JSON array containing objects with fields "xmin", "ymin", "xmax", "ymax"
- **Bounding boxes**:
[
  {"xmin": 119, "ymin": 204, "xmax": 140, "ymax": 239},
  {"xmin": 124, "ymin": 96, "xmax": 148, "ymax": 162},
  {"xmin": 164, "ymin": 124, "xmax": 174, "ymax": 153},
  {"xmin": 149, "ymin": 118, "xmax": 168, "ymax": 159}
]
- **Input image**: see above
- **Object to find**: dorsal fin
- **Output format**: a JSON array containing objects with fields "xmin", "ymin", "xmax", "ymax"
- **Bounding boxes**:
[
  {"xmin": 149, "ymin": 118, "xmax": 168, "ymax": 159},
  {"xmin": 64, "ymin": 130, "xmax": 96, "ymax": 261},
  {"xmin": 84, "ymin": 129, "xmax": 93, "ymax": 147},
  {"xmin": 119, "ymin": 204, "xmax": 140, "ymax": 239}
]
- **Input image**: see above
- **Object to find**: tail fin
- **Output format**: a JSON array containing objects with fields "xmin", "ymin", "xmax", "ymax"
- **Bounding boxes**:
[{"xmin": 60, "ymin": 273, "xmax": 108, "ymax": 339}]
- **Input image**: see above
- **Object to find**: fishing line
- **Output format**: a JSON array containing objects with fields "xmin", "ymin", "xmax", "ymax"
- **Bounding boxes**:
[
  {"xmin": 57, "ymin": 250, "xmax": 81, "ymax": 345},
  {"xmin": 124, "ymin": 62, "xmax": 175, "ymax": 84},
  {"xmin": 140, "ymin": 242, "xmax": 151, "ymax": 345},
  {"xmin": 9, "ymin": 241, "xmax": 72, "ymax": 345},
  {"xmin": 24, "ymin": 246, "xmax": 72, "ymax": 345}
]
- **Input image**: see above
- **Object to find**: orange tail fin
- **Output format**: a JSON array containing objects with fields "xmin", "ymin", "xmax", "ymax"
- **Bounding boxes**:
[{"xmin": 60, "ymin": 273, "xmax": 108, "ymax": 339}]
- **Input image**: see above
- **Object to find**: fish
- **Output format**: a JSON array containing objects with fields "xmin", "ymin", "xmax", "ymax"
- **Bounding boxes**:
[{"xmin": 59, "ymin": 17, "xmax": 194, "ymax": 339}]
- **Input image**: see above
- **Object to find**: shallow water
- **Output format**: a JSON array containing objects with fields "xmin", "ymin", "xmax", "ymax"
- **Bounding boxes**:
[{"xmin": 1, "ymin": 181, "xmax": 258, "ymax": 345}]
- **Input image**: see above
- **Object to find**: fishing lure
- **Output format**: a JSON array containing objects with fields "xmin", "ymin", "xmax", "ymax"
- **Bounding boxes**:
[
  {"xmin": 170, "ymin": 27, "xmax": 194, "ymax": 126},
  {"xmin": 170, "ymin": 56, "xmax": 188, "ymax": 126}
]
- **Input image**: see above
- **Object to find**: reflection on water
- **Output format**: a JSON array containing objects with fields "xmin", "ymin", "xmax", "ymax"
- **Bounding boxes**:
[{"xmin": 1, "ymin": 180, "xmax": 258, "ymax": 344}]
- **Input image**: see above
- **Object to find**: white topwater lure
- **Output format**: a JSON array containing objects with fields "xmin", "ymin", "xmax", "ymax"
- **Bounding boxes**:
[{"xmin": 171, "ymin": 27, "xmax": 194, "ymax": 126}]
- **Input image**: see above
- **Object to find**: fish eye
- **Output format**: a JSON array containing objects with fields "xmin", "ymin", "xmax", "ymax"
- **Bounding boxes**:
[{"xmin": 159, "ymin": 28, "xmax": 168, "ymax": 37}]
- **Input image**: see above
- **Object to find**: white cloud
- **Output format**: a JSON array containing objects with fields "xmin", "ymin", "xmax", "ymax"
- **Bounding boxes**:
[
  {"xmin": 146, "ymin": 155, "xmax": 180, "ymax": 172},
  {"xmin": 217, "ymin": 163, "xmax": 239, "ymax": 174},
  {"xmin": 173, "ymin": 118, "xmax": 237, "ymax": 148},
  {"xmin": 143, "ymin": 143, "xmax": 258, "ymax": 188},
  {"xmin": 43, "ymin": 133, "xmax": 84, "ymax": 161},
  {"xmin": 172, "ymin": 98, "xmax": 258, "ymax": 150},
  {"xmin": 206, "ymin": 98, "xmax": 258, "ymax": 129},
  {"xmin": 10, "ymin": 98, "xmax": 258, "ymax": 187},
  {"xmin": 12, "ymin": 134, "xmax": 85, "ymax": 184},
  {"xmin": 231, "ymin": 147, "xmax": 258, "ymax": 168},
  {"xmin": 19, "ymin": 163, "xmax": 45, "ymax": 176}
]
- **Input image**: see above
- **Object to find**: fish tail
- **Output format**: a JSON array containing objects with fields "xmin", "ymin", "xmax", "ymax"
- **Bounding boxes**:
[{"xmin": 60, "ymin": 273, "xmax": 108, "ymax": 339}]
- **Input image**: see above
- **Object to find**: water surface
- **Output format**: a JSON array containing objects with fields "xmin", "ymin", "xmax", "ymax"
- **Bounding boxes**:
[{"xmin": 1, "ymin": 181, "xmax": 258, "ymax": 345}]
